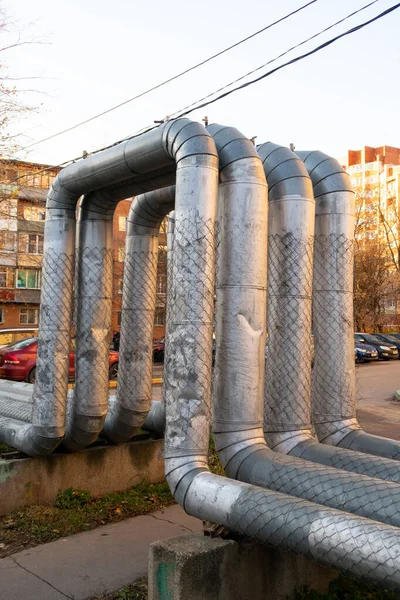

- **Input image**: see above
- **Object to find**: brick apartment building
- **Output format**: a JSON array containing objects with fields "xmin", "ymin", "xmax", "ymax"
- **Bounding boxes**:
[{"xmin": 0, "ymin": 159, "xmax": 167, "ymax": 340}]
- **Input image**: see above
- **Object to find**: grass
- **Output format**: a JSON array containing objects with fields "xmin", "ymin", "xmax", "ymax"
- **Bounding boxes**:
[
  {"xmin": 0, "ymin": 438, "xmax": 225, "ymax": 558},
  {"xmin": 0, "ymin": 481, "xmax": 175, "ymax": 558},
  {"xmin": 295, "ymin": 575, "xmax": 400, "ymax": 600},
  {"xmin": 0, "ymin": 442, "xmax": 13, "ymax": 454}
]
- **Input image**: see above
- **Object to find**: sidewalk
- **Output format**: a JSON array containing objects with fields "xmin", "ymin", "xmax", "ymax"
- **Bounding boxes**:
[{"xmin": 0, "ymin": 505, "xmax": 202, "ymax": 600}]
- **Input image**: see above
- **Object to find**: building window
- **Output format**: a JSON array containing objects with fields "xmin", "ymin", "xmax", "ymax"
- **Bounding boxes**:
[
  {"xmin": 157, "ymin": 274, "xmax": 166, "ymax": 295},
  {"xmin": 118, "ymin": 247, "xmax": 125, "ymax": 262},
  {"xmin": 0, "ymin": 267, "xmax": 15, "ymax": 288},
  {"xmin": 0, "ymin": 231, "xmax": 16, "ymax": 253},
  {"xmin": 20, "ymin": 308, "xmax": 39, "ymax": 325},
  {"xmin": 28, "ymin": 234, "xmax": 44, "ymax": 254},
  {"xmin": 17, "ymin": 269, "xmax": 41, "ymax": 289},
  {"xmin": 154, "ymin": 307, "xmax": 165, "ymax": 327},
  {"xmin": 19, "ymin": 233, "xmax": 44, "ymax": 254},
  {"xmin": 118, "ymin": 216, "xmax": 127, "ymax": 231},
  {"xmin": 23, "ymin": 205, "xmax": 46, "ymax": 221},
  {"xmin": 0, "ymin": 308, "xmax": 4, "ymax": 324},
  {"xmin": 118, "ymin": 279, "xmax": 123, "ymax": 294}
]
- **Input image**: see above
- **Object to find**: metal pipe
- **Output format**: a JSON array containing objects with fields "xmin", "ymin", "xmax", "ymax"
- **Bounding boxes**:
[
  {"xmin": 62, "ymin": 192, "xmax": 117, "ymax": 451},
  {"xmin": 254, "ymin": 143, "xmax": 400, "ymax": 484},
  {"xmin": 0, "ymin": 119, "xmax": 208, "ymax": 455},
  {"xmin": 209, "ymin": 127, "xmax": 400, "ymax": 528},
  {"xmin": 104, "ymin": 188, "xmax": 175, "ymax": 443},
  {"xmin": 164, "ymin": 124, "xmax": 400, "ymax": 590},
  {"xmin": 297, "ymin": 150, "xmax": 400, "ymax": 461},
  {"xmin": 142, "ymin": 211, "xmax": 175, "ymax": 434}
]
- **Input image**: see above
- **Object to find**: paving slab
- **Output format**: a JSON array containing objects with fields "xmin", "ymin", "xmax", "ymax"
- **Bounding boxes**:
[
  {"xmin": 0, "ymin": 556, "xmax": 66, "ymax": 600},
  {"xmin": 0, "ymin": 505, "xmax": 202, "ymax": 600}
]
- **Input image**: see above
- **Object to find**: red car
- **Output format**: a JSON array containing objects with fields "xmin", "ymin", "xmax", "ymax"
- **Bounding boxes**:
[{"xmin": 0, "ymin": 337, "xmax": 119, "ymax": 384}]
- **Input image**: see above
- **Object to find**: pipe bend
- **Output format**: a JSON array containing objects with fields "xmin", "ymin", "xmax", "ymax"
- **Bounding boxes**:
[
  {"xmin": 297, "ymin": 149, "xmax": 400, "ymax": 462},
  {"xmin": 103, "ymin": 187, "xmax": 175, "ymax": 445}
]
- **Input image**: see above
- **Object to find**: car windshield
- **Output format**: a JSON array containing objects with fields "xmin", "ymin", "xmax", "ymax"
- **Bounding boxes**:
[
  {"xmin": 379, "ymin": 334, "xmax": 398, "ymax": 344},
  {"xmin": 359, "ymin": 333, "xmax": 380, "ymax": 344},
  {"xmin": 4, "ymin": 337, "xmax": 37, "ymax": 350}
]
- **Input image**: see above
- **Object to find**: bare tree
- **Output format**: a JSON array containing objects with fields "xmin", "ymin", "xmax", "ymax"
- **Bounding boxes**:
[{"xmin": 353, "ymin": 182, "xmax": 400, "ymax": 331}]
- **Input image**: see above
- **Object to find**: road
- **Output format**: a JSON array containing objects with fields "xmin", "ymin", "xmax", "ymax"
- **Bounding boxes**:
[{"xmin": 356, "ymin": 360, "xmax": 400, "ymax": 440}]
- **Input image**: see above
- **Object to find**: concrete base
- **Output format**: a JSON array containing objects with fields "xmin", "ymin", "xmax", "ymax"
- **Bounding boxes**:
[
  {"xmin": 148, "ymin": 534, "xmax": 337, "ymax": 600},
  {"xmin": 0, "ymin": 435, "xmax": 164, "ymax": 516}
]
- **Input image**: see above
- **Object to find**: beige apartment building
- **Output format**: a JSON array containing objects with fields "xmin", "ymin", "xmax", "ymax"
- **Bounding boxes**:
[{"xmin": 345, "ymin": 145, "xmax": 400, "ymax": 328}]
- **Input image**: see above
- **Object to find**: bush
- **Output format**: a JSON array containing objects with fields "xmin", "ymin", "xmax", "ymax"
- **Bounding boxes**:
[{"xmin": 55, "ymin": 488, "xmax": 92, "ymax": 509}]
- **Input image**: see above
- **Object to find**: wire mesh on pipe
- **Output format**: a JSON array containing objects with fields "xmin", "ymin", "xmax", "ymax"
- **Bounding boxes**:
[
  {"xmin": 73, "ymin": 246, "xmax": 114, "ymax": 416},
  {"xmin": 117, "ymin": 246, "xmax": 158, "ymax": 413},
  {"xmin": 32, "ymin": 248, "xmax": 75, "ymax": 430},
  {"xmin": 164, "ymin": 216, "xmax": 216, "ymax": 461},
  {"xmin": 312, "ymin": 234, "xmax": 356, "ymax": 433},
  {"xmin": 265, "ymin": 233, "xmax": 314, "ymax": 434}
]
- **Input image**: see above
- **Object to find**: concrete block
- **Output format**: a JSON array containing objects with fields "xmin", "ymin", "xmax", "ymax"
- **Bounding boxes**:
[
  {"xmin": 148, "ymin": 534, "xmax": 337, "ymax": 600},
  {"xmin": 0, "ymin": 436, "xmax": 164, "ymax": 515}
]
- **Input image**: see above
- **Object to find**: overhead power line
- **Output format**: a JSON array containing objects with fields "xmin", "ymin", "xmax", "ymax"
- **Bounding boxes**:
[
  {"xmin": 170, "ymin": 0, "xmax": 400, "ymax": 121},
  {"xmin": 17, "ymin": 0, "xmax": 319, "ymax": 153},
  {"xmin": 7, "ymin": 0, "xmax": 398, "ymax": 187},
  {"xmin": 164, "ymin": 0, "xmax": 381, "ymax": 121}
]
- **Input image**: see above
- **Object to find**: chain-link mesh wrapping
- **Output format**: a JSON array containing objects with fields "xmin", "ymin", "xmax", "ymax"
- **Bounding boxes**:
[
  {"xmin": 73, "ymin": 246, "xmax": 113, "ymax": 419},
  {"xmin": 265, "ymin": 234, "xmax": 314, "ymax": 433},
  {"xmin": 32, "ymin": 247, "xmax": 75, "ymax": 430},
  {"xmin": 312, "ymin": 234, "xmax": 356, "ymax": 431},
  {"xmin": 226, "ymin": 482, "xmax": 400, "ymax": 589},
  {"xmin": 295, "ymin": 440, "xmax": 400, "ymax": 483},
  {"xmin": 164, "ymin": 215, "xmax": 216, "ymax": 459},
  {"xmin": 0, "ymin": 397, "xmax": 32, "ymax": 423},
  {"xmin": 116, "ymin": 242, "xmax": 158, "ymax": 415},
  {"xmin": 237, "ymin": 443, "xmax": 400, "ymax": 528}
]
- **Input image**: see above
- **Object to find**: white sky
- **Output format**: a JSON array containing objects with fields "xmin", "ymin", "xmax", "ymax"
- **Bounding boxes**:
[{"xmin": 3, "ymin": 0, "xmax": 400, "ymax": 166}]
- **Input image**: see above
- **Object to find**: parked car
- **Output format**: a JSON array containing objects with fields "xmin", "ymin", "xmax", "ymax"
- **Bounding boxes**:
[
  {"xmin": 0, "ymin": 328, "xmax": 39, "ymax": 348},
  {"xmin": 0, "ymin": 338, "xmax": 119, "ymax": 383},
  {"xmin": 387, "ymin": 333, "xmax": 400, "ymax": 341},
  {"xmin": 354, "ymin": 333, "xmax": 399, "ymax": 360},
  {"xmin": 354, "ymin": 342, "xmax": 379, "ymax": 363},
  {"xmin": 153, "ymin": 338, "xmax": 165, "ymax": 363},
  {"xmin": 372, "ymin": 333, "xmax": 400, "ymax": 359}
]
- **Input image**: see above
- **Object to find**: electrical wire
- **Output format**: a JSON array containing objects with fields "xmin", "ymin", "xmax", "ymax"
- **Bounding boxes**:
[
  {"xmin": 7, "ymin": 0, "xmax": 398, "ymax": 186},
  {"xmin": 17, "ymin": 0, "xmax": 319, "ymax": 153},
  {"xmin": 164, "ymin": 0, "xmax": 381, "ymax": 121},
  {"xmin": 171, "ymin": 0, "xmax": 400, "ymax": 121}
]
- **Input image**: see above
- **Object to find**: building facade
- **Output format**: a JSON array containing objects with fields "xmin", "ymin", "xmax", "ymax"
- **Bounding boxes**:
[
  {"xmin": 345, "ymin": 146, "xmax": 400, "ymax": 330},
  {"xmin": 0, "ymin": 160, "xmax": 58, "ymax": 331},
  {"xmin": 0, "ymin": 159, "xmax": 167, "ymax": 340}
]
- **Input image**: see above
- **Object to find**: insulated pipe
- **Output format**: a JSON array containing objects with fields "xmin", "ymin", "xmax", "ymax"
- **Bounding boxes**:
[
  {"xmin": 209, "ymin": 126, "xmax": 400, "ymax": 530},
  {"xmin": 298, "ymin": 150, "xmax": 400, "ymax": 461},
  {"xmin": 0, "ymin": 118, "xmax": 211, "ymax": 455},
  {"xmin": 163, "ymin": 125, "xmax": 400, "ymax": 590},
  {"xmin": 103, "ymin": 187, "xmax": 175, "ymax": 443},
  {"xmin": 257, "ymin": 142, "xmax": 315, "ymax": 452},
  {"xmin": 142, "ymin": 211, "xmax": 175, "ymax": 434},
  {"xmin": 0, "ymin": 205, "xmax": 76, "ymax": 455},
  {"xmin": 254, "ymin": 143, "xmax": 400, "ymax": 484},
  {"xmin": 63, "ymin": 192, "xmax": 117, "ymax": 451}
]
